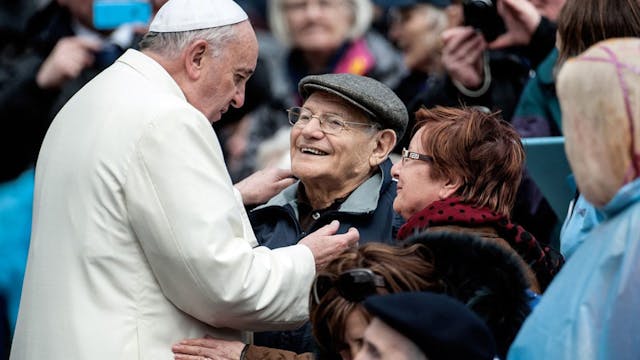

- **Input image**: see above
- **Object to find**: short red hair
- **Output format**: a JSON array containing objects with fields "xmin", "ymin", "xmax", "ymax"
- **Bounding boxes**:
[{"xmin": 413, "ymin": 106, "xmax": 524, "ymax": 215}]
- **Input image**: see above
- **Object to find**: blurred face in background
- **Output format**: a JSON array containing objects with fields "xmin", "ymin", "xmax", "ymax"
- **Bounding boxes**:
[
  {"xmin": 282, "ymin": 0, "xmax": 354, "ymax": 53},
  {"xmin": 388, "ymin": 4, "xmax": 448, "ymax": 73}
]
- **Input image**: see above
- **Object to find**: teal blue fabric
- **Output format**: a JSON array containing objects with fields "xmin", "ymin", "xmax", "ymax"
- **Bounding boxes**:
[
  {"xmin": 512, "ymin": 49, "xmax": 562, "ymax": 137},
  {"xmin": 508, "ymin": 178, "xmax": 640, "ymax": 359},
  {"xmin": 0, "ymin": 167, "xmax": 33, "ymax": 334},
  {"xmin": 559, "ymin": 194, "xmax": 604, "ymax": 259}
]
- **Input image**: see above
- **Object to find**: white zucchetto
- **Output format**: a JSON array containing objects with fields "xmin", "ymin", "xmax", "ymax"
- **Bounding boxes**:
[{"xmin": 149, "ymin": 0, "xmax": 248, "ymax": 32}]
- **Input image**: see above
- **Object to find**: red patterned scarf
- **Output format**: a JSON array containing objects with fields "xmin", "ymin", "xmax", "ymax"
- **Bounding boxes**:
[{"xmin": 397, "ymin": 197, "xmax": 563, "ymax": 290}]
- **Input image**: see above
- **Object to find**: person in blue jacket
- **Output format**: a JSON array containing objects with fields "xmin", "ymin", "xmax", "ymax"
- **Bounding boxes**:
[
  {"xmin": 249, "ymin": 73, "xmax": 408, "ymax": 354},
  {"xmin": 509, "ymin": 37, "xmax": 640, "ymax": 360}
]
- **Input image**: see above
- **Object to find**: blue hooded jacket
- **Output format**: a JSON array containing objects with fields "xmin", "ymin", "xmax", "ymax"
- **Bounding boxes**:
[{"xmin": 509, "ymin": 178, "xmax": 640, "ymax": 359}]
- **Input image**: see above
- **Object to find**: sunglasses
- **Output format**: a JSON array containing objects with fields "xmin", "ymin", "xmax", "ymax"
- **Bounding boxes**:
[{"xmin": 312, "ymin": 268, "xmax": 386, "ymax": 304}]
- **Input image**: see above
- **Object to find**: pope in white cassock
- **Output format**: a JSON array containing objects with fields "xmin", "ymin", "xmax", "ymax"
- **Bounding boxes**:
[{"xmin": 9, "ymin": 0, "xmax": 358, "ymax": 358}]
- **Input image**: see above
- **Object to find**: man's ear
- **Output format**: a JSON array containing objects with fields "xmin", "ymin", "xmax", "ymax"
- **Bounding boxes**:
[
  {"xmin": 184, "ymin": 39, "xmax": 209, "ymax": 80},
  {"xmin": 438, "ymin": 177, "xmax": 463, "ymax": 200},
  {"xmin": 369, "ymin": 129, "xmax": 397, "ymax": 167}
]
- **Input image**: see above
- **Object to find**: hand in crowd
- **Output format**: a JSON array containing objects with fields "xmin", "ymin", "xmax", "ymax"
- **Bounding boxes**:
[
  {"xmin": 235, "ymin": 167, "xmax": 296, "ymax": 206},
  {"xmin": 489, "ymin": 0, "xmax": 542, "ymax": 49},
  {"xmin": 299, "ymin": 220, "xmax": 359, "ymax": 271},
  {"xmin": 172, "ymin": 337, "xmax": 244, "ymax": 360},
  {"xmin": 442, "ymin": 27, "xmax": 487, "ymax": 89},
  {"xmin": 36, "ymin": 36, "xmax": 102, "ymax": 89}
]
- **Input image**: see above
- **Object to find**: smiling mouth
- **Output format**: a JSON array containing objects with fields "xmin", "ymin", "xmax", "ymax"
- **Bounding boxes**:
[{"xmin": 300, "ymin": 147, "xmax": 328, "ymax": 156}]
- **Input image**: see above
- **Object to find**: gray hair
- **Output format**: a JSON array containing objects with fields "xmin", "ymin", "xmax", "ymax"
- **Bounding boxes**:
[
  {"xmin": 138, "ymin": 25, "xmax": 236, "ymax": 58},
  {"xmin": 267, "ymin": 0, "xmax": 373, "ymax": 47}
]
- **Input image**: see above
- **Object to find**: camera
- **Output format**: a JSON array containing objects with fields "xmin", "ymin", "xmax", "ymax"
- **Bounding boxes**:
[{"xmin": 462, "ymin": 0, "xmax": 506, "ymax": 42}]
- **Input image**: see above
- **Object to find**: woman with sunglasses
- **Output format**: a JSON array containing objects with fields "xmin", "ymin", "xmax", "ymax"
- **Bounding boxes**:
[
  {"xmin": 173, "ymin": 242, "xmax": 440, "ymax": 360},
  {"xmin": 391, "ymin": 106, "xmax": 563, "ymax": 291}
]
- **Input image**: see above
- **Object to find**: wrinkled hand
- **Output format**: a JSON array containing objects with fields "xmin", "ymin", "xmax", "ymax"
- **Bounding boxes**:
[
  {"xmin": 172, "ymin": 337, "xmax": 244, "ymax": 360},
  {"xmin": 36, "ymin": 36, "xmax": 102, "ymax": 89},
  {"xmin": 235, "ymin": 168, "xmax": 296, "ymax": 206},
  {"xmin": 442, "ymin": 27, "xmax": 487, "ymax": 89},
  {"xmin": 489, "ymin": 0, "xmax": 541, "ymax": 49},
  {"xmin": 299, "ymin": 220, "xmax": 359, "ymax": 271}
]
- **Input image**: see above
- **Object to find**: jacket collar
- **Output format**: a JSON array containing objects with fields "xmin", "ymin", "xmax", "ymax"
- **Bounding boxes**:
[
  {"xmin": 600, "ymin": 177, "xmax": 640, "ymax": 218},
  {"xmin": 254, "ymin": 158, "xmax": 393, "ymax": 216},
  {"xmin": 116, "ymin": 49, "xmax": 186, "ymax": 101}
]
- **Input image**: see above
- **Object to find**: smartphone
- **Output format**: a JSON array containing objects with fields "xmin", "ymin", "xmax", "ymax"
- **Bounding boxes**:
[{"xmin": 93, "ymin": 0, "xmax": 152, "ymax": 30}]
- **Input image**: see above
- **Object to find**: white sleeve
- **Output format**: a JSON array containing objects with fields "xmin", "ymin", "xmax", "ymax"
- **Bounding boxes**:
[{"xmin": 123, "ymin": 107, "xmax": 315, "ymax": 331}]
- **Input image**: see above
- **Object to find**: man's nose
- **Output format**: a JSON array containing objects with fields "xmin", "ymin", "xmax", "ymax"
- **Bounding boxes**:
[{"xmin": 230, "ymin": 88, "xmax": 245, "ymax": 108}]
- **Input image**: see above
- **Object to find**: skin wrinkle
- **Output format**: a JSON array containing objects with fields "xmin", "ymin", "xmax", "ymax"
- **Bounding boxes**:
[{"xmin": 290, "ymin": 92, "xmax": 382, "ymax": 209}]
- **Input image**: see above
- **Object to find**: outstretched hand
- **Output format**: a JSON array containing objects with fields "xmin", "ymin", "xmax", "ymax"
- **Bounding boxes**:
[
  {"xmin": 235, "ymin": 167, "xmax": 296, "ymax": 206},
  {"xmin": 172, "ymin": 337, "xmax": 244, "ymax": 360}
]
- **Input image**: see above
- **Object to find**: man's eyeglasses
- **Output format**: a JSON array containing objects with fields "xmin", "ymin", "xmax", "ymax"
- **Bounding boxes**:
[
  {"xmin": 287, "ymin": 107, "xmax": 378, "ymax": 135},
  {"xmin": 312, "ymin": 268, "xmax": 386, "ymax": 304},
  {"xmin": 401, "ymin": 147, "xmax": 434, "ymax": 165}
]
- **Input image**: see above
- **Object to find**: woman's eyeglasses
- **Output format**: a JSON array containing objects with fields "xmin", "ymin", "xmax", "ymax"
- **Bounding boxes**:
[
  {"xmin": 312, "ymin": 268, "xmax": 386, "ymax": 304},
  {"xmin": 287, "ymin": 107, "xmax": 378, "ymax": 135},
  {"xmin": 401, "ymin": 147, "xmax": 434, "ymax": 165}
]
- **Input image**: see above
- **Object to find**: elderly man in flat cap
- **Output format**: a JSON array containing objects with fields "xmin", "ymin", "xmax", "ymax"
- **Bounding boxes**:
[
  {"xmin": 9, "ymin": 0, "xmax": 360, "ymax": 359},
  {"xmin": 251, "ymin": 73, "xmax": 407, "ymax": 249},
  {"xmin": 173, "ymin": 73, "xmax": 408, "ymax": 357},
  {"xmin": 249, "ymin": 73, "xmax": 407, "ymax": 352}
]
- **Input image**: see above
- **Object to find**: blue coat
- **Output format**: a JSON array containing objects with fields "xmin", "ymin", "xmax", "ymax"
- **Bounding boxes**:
[
  {"xmin": 250, "ymin": 158, "xmax": 401, "ymax": 249},
  {"xmin": 249, "ymin": 158, "xmax": 402, "ymax": 354},
  {"xmin": 508, "ymin": 178, "xmax": 640, "ymax": 359}
]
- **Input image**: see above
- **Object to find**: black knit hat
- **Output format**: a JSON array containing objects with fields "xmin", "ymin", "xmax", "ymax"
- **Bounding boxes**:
[
  {"xmin": 298, "ymin": 73, "xmax": 409, "ymax": 140},
  {"xmin": 363, "ymin": 292, "xmax": 497, "ymax": 360}
]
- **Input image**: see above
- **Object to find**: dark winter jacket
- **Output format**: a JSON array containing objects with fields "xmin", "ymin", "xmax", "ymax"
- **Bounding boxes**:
[{"xmin": 250, "ymin": 159, "xmax": 402, "ymax": 249}]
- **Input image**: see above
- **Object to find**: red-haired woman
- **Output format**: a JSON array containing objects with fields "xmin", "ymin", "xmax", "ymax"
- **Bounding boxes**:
[{"xmin": 392, "ymin": 106, "xmax": 563, "ymax": 290}]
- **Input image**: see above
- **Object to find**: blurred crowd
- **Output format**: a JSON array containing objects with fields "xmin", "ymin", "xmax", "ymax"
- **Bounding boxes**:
[{"xmin": 1, "ymin": 0, "xmax": 640, "ymax": 359}]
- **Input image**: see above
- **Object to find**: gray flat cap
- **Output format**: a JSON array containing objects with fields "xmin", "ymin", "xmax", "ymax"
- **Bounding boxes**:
[{"xmin": 299, "ymin": 74, "xmax": 409, "ymax": 139}]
